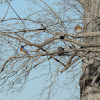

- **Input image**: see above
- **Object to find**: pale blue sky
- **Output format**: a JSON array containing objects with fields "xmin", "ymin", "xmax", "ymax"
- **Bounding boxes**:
[{"xmin": 0, "ymin": 0, "xmax": 82, "ymax": 100}]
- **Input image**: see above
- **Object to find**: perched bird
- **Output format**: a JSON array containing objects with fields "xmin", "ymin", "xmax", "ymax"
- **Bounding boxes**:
[
  {"xmin": 75, "ymin": 24, "xmax": 82, "ymax": 33},
  {"xmin": 57, "ymin": 47, "xmax": 64, "ymax": 52},
  {"xmin": 57, "ymin": 47, "xmax": 64, "ymax": 56},
  {"xmin": 20, "ymin": 46, "xmax": 29, "ymax": 55}
]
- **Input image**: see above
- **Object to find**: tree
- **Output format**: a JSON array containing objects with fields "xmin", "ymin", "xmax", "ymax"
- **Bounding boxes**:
[
  {"xmin": 78, "ymin": 0, "xmax": 100, "ymax": 100},
  {"xmin": 0, "ymin": 0, "xmax": 100, "ymax": 100}
]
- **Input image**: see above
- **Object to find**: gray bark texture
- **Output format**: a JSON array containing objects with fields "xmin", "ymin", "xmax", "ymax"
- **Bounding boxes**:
[{"xmin": 79, "ymin": 0, "xmax": 100, "ymax": 100}]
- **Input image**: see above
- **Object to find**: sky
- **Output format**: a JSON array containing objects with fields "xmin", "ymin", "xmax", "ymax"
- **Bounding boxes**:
[{"xmin": 0, "ymin": 0, "xmax": 82, "ymax": 100}]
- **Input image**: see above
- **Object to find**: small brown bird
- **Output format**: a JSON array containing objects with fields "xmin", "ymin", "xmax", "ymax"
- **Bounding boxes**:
[
  {"xmin": 57, "ymin": 47, "xmax": 64, "ymax": 52},
  {"xmin": 57, "ymin": 47, "xmax": 64, "ymax": 56},
  {"xmin": 75, "ymin": 24, "xmax": 82, "ymax": 33}
]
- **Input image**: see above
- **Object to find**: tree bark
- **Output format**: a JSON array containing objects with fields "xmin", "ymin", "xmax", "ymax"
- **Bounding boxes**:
[{"xmin": 79, "ymin": 0, "xmax": 100, "ymax": 100}]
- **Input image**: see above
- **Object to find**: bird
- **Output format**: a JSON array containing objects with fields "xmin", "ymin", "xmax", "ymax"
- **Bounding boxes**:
[
  {"xmin": 75, "ymin": 24, "xmax": 82, "ymax": 33},
  {"xmin": 57, "ymin": 47, "xmax": 64, "ymax": 52},
  {"xmin": 20, "ymin": 46, "xmax": 29, "ymax": 55},
  {"xmin": 57, "ymin": 47, "xmax": 65, "ymax": 56}
]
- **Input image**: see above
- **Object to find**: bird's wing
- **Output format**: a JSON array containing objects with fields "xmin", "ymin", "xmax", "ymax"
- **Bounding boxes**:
[{"xmin": 23, "ymin": 48, "xmax": 29, "ymax": 55}]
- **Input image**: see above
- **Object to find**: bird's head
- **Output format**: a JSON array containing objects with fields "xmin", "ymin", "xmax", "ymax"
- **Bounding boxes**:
[{"xmin": 21, "ymin": 46, "xmax": 24, "ymax": 48}]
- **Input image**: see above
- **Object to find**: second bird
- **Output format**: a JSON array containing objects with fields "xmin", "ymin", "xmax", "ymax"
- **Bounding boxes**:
[
  {"xmin": 75, "ymin": 24, "xmax": 82, "ymax": 33},
  {"xmin": 20, "ymin": 46, "xmax": 29, "ymax": 55}
]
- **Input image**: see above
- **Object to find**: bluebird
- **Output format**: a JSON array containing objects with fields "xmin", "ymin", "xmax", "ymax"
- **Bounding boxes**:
[
  {"xmin": 75, "ymin": 24, "xmax": 82, "ymax": 33},
  {"xmin": 20, "ymin": 46, "xmax": 29, "ymax": 55}
]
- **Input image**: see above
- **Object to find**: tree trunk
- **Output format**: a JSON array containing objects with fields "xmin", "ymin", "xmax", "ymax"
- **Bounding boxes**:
[{"xmin": 79, "ymin": 0, "xmax": 100, "ymax": 100}]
